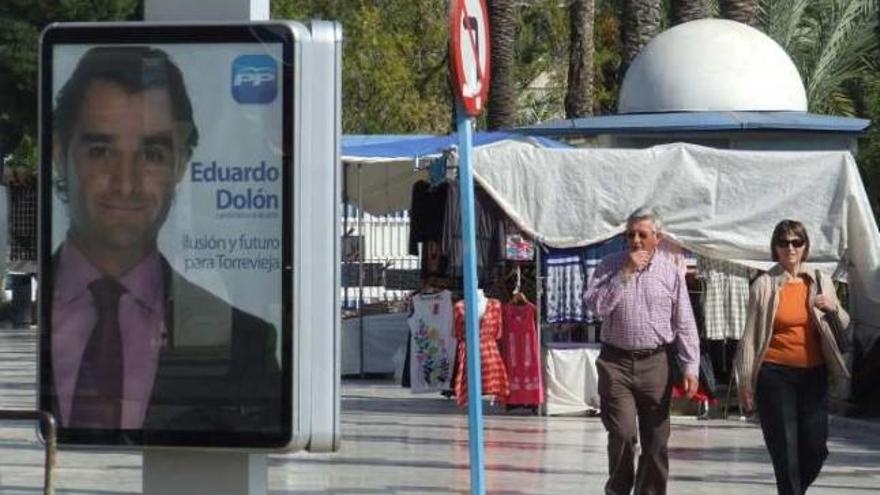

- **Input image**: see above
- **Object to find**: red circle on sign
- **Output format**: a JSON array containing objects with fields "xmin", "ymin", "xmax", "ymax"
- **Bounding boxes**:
[{"xmin": 449, "ymin": 0, "xmax": 491, "ymax": 117}]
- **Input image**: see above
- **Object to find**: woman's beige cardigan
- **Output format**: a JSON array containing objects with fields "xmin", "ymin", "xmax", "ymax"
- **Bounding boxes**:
[{"xmin": 734, "ymin": 264, "xmax": 850, "ymax": 396}]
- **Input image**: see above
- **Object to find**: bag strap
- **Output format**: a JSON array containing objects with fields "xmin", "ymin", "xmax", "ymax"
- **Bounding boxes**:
[{"xmin": 814, "ymin": 269, "xmax": 824, "ymax": 295}]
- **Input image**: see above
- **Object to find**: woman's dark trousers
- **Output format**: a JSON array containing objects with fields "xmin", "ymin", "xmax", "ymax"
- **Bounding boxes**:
[{"xmin": 756, "ymin": 363, "xmax": 829, "ymax": 495}]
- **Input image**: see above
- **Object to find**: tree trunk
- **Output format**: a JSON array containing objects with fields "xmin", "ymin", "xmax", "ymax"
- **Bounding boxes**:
[
  {"xmin": 671, "ymin": 0, "xmax": 710, "ymax": 26},
  {"xmin": 565, "ymin": 0, "xmax": 595, "ymax": 118},
  {"xmin": 620, "ymin": 0, "xmax": 662, "ymax": 80},
  {"xmin": 487, "ymin": 0, "xmax": 517, "ymax": 129},
  {"xmin": 719, "ymin": 0, "xmax": 759, "ymax": 27}
]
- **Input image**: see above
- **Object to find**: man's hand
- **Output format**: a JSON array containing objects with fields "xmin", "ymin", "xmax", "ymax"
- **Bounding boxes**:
[
  {"xmin": 624, "ymin": 249, "xmax": 651, "ymax": 275},
  {"xmin": 738, "ymin": 388, "xmax": 754, "ymax": 413},
  {"xmin": 682, "ymin": 373, "xmax": 699, "ymax": 400}
]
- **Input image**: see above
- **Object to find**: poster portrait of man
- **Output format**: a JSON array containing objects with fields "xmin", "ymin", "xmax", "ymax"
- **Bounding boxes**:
[{"xmin": 41, "ymin": 36, "xmax": 290, "ymax": 446}]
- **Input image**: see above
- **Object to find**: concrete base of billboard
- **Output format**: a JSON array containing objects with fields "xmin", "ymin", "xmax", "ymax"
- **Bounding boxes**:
[{"xmin": 143, "ymin": 450, "xmax": 266, "ymax": 495}]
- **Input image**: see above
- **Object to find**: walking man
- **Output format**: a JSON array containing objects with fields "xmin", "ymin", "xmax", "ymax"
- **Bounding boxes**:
[{"xmin": 585, "ymin": 207, "xmax": 700, "ymax": 495}]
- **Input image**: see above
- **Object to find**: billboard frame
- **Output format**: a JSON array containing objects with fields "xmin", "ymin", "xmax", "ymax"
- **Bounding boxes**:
[{"xmin": 38, "ymin": 22, "xmax": 298, "ymax": 449}]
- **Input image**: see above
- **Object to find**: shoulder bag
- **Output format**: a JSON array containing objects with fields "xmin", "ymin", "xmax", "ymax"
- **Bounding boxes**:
[{"xmin": 815, "ymin": 269, "xmax": 852, "ymax": 354}]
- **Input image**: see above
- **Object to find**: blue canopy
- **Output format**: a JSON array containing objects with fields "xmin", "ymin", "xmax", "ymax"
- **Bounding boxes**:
[
  {"xmin": 342, "ymin": 134, "xmax": 434, "ymax": 148},
  {"xmin": 342, "ymin": 131, "xmax": 568, "ymax": 163},
  {"xmin": 524, "ymin": 111, "xmax": 869, "ymax": 136},
  {"xmin": 342, "ymin": 132, "xmax": 568, "ymax": 214}
]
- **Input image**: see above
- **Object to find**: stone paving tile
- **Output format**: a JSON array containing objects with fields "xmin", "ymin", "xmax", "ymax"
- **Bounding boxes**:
[{"xmin": 1, "ymin": 327, "xmax": 879, "ymax": 494}]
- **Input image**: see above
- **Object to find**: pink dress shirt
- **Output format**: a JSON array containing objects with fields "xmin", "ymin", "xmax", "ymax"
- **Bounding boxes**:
[
  {"xmin": 584, "ymin": 249, "xmax": 700, "ymax": 377},
  {"xmin": 52, "ymin": 243, "xmax": 165, "ymax": 429}
]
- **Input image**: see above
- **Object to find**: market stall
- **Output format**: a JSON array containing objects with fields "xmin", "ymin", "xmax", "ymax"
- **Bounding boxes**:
[
  {"xmin": 343, "ymin": 138, "xmax": 880, "ymax": 413},
  {"xmin": 340, "ymin": 132, "xmax": 568, "ymax": 380},
  {"xmin": 471, "ymin": 140, "xmax": 880, "ymax": 412}
]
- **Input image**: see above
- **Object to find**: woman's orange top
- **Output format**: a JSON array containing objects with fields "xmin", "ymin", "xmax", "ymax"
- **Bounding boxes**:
[{"xmin": 763, "ymin": 278, "xmax": 825, "ymax": 368}]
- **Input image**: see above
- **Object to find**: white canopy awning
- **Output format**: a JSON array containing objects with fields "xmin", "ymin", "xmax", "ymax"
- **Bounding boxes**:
[{"xmin": 469, "ymin": 141, "xmax": 880, "ymax": 301}]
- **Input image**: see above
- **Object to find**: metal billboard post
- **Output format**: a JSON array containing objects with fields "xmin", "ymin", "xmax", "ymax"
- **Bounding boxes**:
[
  {"xmin": 139, "ymin": 1, "xmax": 341, "ymax": 493},
  {"xmin": 140, "ymin": 3, "xmax": 271, "ymax": 495}
]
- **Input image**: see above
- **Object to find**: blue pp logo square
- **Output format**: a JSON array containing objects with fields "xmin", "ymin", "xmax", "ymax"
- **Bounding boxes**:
[{"xmin": 231, "ymin": 55, "xmax": 278, "ymax": 104}]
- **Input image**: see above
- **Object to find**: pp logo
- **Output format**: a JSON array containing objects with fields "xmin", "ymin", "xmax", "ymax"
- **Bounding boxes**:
[{"xmin": 231, "ymin": 55, "xmax": 277, "ymax": 104}]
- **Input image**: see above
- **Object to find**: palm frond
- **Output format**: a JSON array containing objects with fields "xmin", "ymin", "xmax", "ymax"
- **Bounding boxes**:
[
  {"xmin": 760, "ymin": 0, "xmax": 879, "ymax": 115},
  {"xmin": 809, "ymin": 1, "xmax": 875, "ymax": 83},
  {"xmin": 760, "ymin": 0, "xmax": 812, "ymax": 51},
  {"xmin": 807, "ymin": 0, "xmax": 878, "ymax": 114}
]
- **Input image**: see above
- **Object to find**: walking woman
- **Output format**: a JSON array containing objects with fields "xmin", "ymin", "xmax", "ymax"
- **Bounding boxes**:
[{"xmin": 734, "ymin": 219, "xmax": 850, "ymax": 495}]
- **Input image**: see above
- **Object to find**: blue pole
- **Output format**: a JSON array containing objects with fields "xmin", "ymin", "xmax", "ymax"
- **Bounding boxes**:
[{"xmin": 456, "ymin": 103, "xmax": 485, "ymax": 495}]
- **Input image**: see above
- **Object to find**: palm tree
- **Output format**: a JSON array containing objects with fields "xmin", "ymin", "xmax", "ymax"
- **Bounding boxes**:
[
  {"xmin": 761, "ymin": 0, "xmax": 879, "ymax": 115},
  {"xmin": 720, "ymin": 0, "xmax": 759, "ymax": 26},
  {"xmin": 565, "ymin": 0, "xmax": 596, "ymax": 117},
  {"xmin": 487, "ymin": 0, "xmax": 517, "ymax": 129},
  {"xmin": 620, "ymin": 0, "xmax": 663, "ymax": 78},
  {"xmin": 671, "ymin": 0, "xmax": 711, "ymax": 25}
]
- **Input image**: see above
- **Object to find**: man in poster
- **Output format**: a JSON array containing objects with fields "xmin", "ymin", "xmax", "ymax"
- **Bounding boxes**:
[{"xmin": 46, "ymin": 46, "xmax": 280, "ymax": 433}]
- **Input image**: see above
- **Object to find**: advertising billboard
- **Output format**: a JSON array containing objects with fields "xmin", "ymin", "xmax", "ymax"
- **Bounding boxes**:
[{"xmin": 39, "ymin": 23, "xmax": 302, "ymax": 448}]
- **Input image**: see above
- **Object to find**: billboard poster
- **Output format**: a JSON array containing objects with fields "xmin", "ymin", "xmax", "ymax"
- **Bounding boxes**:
[{"xmin": 40, "ymin": 24, "xmax": 294, "ymax": 448}]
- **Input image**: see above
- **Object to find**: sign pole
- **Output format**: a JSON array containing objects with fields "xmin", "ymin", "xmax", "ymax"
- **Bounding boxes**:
[
  {"xmin": 456, "ymin": 101, "xmax": 486, "ymax": 495},
  {"xmin": 449, "ymin": 1, "xmax": 490, "ymax": 493}
]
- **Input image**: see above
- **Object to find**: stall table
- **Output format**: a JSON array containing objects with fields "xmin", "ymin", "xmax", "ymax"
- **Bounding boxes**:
[
  {"xmin": 542, "ymin": 342, "xmax": 601, "ymax": 415},
  {"xmin": 342, "ymin": 312, "xmax": 410, "ymax": 376}
]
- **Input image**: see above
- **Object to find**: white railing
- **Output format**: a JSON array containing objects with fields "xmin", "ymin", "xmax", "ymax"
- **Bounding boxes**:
[{"xmin": 341, "ymin": 212, "xmax": 419, "ymax": 308}]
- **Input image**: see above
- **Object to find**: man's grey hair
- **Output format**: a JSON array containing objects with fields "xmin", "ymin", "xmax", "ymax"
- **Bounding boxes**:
[{"xmin": 626, "ymin": 207, "xmax": 663, "ymax": 232}]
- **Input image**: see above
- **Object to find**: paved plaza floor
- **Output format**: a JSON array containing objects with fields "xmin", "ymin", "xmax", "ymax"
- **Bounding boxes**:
[{"xmin": 1, "ymin": 326, "xmax": 879, "ymax": 494}]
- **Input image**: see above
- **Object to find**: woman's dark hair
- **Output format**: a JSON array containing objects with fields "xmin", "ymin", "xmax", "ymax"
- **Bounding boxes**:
[
  {"xmin": 53, "ymin": 46, "xmax": 199, "ymax": 156},
  {"xmin": 770, "ymin": 219, "xmax": 810, "ymax": 262}
]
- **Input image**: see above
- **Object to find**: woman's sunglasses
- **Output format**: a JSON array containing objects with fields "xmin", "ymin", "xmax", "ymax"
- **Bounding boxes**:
[{"xmin": 775, "ymin": 238, "xmax": 805, "ymax": 249}]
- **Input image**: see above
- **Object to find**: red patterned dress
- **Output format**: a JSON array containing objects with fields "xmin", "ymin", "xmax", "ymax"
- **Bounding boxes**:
[
  {"xmin": 453, "ymin": 299, "xmax": 509, "ymax": 406},
  {"xmin": 501, "ymin": 302, "xmax": 544, "ymax": 405}
]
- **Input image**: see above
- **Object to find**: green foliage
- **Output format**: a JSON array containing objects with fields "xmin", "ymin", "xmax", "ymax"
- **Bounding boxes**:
[
  {"xmin": 506, "ymin": 1, "xmax": 624, "ymax": 123},
  {"xmin": 760, "ymin": 0, "xmax": 879, "ymax": 116},
  {"xmin": 0, "ymin": 0, "xmax": 141, "ymax": 166},
  {"xmin": 274, "ymin": 0, "xmax": 453, "ymax": 134},
  {"xmin": 594, "ymin": 4, "xmax": 624, "ymax": 114},
  {"xmin": 857, "ymin": 74, "xmax": 880, "ymax": 215},
  {"xmin": 514, "ymin": 0, "xmax": 627, "ymax": 120},
  {"xmin": 4, "ymin": 133, "xmax": 37, "ymax": 185},
  {"xmin": 514, "ymin": 0, "xmax": 568, "ymax": 124},
  {"xmin": 276, "ymin": 0, "xmax": 617, "ymax": 131},
  {"xmin": 6, "ymin": 133, "xmax": 36, "ymax": 169}
]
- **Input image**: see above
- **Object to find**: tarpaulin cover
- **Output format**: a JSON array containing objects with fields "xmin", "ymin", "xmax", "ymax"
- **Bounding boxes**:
[{"xmin": 471, "ymin": 141, "xmax": 880, "ymax": 301}]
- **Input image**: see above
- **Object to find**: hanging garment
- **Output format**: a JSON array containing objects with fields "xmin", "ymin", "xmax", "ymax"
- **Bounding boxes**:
[
  {"xmin": 409, "ymin": 181, "xmax": 448, "ymax": 255},
  {"xmin": 441, "ymin": 183, "xmax": 505, "ymax": 281},
  {"xmin": 453, "ymin": 299, "xmax": 509, "ymax": 406},
  {"xmin": 698, "ymin": 256, "xmax": 755, "ymax": 340},
  {"xmin": 407, "ymin": 290, "xmax": 455, "ymax": 393},
  {"xmin": 420, "ymin": 240, "xmax": 449, "ymax": 280},
  {"xmin": 542, "ymin": 246, "xmax": 588, "ymax": 323},
  {"xmin": 504, "ymin": 219, "xmax": 535, "ymax": 261},
  {"xmin": 501, "ymin": 302, "xmax": 544, "ymax": 406}
]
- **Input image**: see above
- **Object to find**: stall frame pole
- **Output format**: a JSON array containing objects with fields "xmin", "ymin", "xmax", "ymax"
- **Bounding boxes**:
[{"xmin": 357, "ymin": 164, "xmax": 366, "ymax": 377}]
